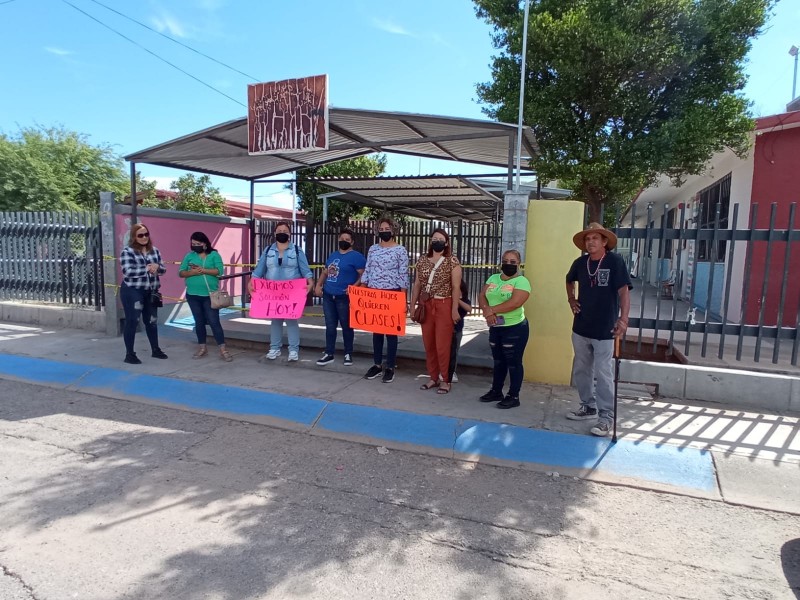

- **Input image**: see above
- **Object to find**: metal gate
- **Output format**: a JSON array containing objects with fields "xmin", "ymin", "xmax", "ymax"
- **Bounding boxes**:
[{"xmin": 0, "ymin": 211, "xmax": 104, "ymax": 309}]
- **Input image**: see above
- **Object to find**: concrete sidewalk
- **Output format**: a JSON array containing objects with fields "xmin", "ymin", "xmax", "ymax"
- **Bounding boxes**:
[
  {"xmin": 0, "ymin": 319, "xmax": 798, "ymax": 515},
  {"xmin": 167, "ymin": 304, "xmax": 496, "ymax": 370},
  {"xmin": 6, "ymin": 296, "xmax": 800, "ymax": 412}
]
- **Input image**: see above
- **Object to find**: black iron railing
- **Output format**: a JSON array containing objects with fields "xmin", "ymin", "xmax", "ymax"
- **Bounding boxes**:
[{"xmin": 0, "ymin": 211, "xmax": 104, "ymax": 309}]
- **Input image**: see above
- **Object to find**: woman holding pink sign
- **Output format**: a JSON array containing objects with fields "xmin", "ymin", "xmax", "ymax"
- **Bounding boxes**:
[{"xmin": 249, "ymin": 221, "xmax": 313, "ymax": 362}]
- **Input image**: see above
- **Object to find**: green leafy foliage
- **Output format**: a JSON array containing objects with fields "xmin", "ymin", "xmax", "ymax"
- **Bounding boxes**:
[
  {"xmin": 295, "ymin": 154, "xmax": 388, "ymax": 225},
  {"xmin": 134, "ymin": 173, "xmax": 157, "ymax": 206},
  {"xmin": 475, "ymin": 0, "xmax": 774, "ymax": 221},
  {"xmin": 0, "ymin": 125, "xmax": 128, "ymax": 211}
]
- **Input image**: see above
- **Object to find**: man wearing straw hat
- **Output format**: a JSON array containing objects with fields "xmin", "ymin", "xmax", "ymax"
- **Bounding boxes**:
[{"xmin": 565, "ymin": 222, "xmax": 632, "ymax": 437}]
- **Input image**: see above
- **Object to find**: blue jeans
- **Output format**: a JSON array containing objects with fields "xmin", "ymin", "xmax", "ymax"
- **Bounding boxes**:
[
  {"xmin": 271, "ymin": 319, "xmax": 300, "ymax": 352},
  {"xmin": 488, "ymin": 319, "xmax": 529, "ymax": 397},
  {"xmin": 372, "ymin": 286, "xmax": 400, "ymax": 368},
  {"xmin": 323, "ymin": 292, "xmax": 354, "ymax": 355},
  {"xmin": 448, "ymin": 326, "xmax": 463, "ymax": 381},
  {"xmin": 373, "ymin": 333, "xmax": 398, "ymax": 369},
  {"xmin": 186, "ymin": 294, "xmax": 225, "ymax": 346},
  {"xmin": 120, "ymin": 284, "xmax": 160, "ymax": 355}
]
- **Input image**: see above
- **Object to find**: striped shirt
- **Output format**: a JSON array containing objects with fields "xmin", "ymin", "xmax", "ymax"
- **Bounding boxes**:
[{"xmin": 120, "ymin": 245, "xmax": 166, "ymax": 290}]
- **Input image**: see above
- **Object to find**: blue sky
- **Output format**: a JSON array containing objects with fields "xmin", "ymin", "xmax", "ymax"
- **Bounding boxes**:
[{"xmin": 1, "ymin": 0, "xmax": 798, "ymax": 208}]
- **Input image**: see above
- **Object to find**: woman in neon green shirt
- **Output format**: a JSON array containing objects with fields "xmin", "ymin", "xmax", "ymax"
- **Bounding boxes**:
[
  {"xmin": 179, "ymin": 231, "xmax": 233, "ymax": 362},
  {"xmin": 477, "ymin": 249, "xmax": 531, "ymax": 409}
]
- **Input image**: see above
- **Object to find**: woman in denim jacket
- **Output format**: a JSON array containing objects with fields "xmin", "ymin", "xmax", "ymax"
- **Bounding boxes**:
[{"xmin": 249, "ymin": 221, "xmax": 313, "ymax": 361}]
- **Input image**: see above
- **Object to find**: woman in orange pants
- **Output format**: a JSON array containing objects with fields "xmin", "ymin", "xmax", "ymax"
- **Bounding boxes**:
[{"xmin": 410, "ymin": 228, "xmax": 463, "ymax": 394}]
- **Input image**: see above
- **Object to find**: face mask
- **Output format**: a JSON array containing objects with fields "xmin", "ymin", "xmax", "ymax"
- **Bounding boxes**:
[
  {"xmin": 378, "ymin": 231, "xmax": 393, "ymax": 242},
  {"xmin": 191, "ymin": 244, "xmax": 204, "ymax": 253},
  {"xmin": 431, "ymin": 241, "xmax": 446, "ymax": 253},
  {"xmin": 501, "ymin": 264, "xmax": 518, "ymax": 276},
  {"xmin": 275, "ymin": 233, "xmax": 290, "ymax": 243},
  {"xmin": 338, "ymin": 240, "xmax": 352, "ymax": 251}
]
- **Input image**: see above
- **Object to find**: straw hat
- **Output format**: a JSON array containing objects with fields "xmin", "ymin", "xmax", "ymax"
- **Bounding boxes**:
[{"xmin": 572, "ymin": 222, "xmax": 618, "ymax": 251}]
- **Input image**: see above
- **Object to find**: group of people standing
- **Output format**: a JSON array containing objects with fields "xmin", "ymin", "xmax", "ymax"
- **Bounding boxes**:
[
  {"xmin": 315, "ymin": 219, "xmax": 532, "ymax": 400},
  {"xmin": 119, "ymin": 218, "xmax": 630, "ymax": 437},
  {"xmin": 316, "ymin": 218, "xmax": 533, "ymax": 401}
]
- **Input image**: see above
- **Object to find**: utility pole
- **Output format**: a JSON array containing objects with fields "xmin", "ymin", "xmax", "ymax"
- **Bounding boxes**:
[
  {"xmin": 502, "ymin": 0, "xmax": 532, "ymax": 261},
  {"xmin": 514, "ymin": 0, "xmax": 531, "ymax": 192}
]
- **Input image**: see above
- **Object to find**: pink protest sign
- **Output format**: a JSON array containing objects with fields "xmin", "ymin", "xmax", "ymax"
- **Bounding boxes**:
[{"xmin": 249, "ymin": 278, "xmax": 308, "ymax": 319}]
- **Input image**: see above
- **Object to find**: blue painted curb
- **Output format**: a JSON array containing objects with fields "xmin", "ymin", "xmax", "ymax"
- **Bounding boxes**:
[
  {"xmin": 0, "ymin": 353, "xmax": 716, "ymax": 492},
  {"xmin": 0, "ymin": 354, "xmax": 326, "ymax": 426},
  {"xmin": 454, "ymin": 421, "xmax": 715, "ymax": 490}
]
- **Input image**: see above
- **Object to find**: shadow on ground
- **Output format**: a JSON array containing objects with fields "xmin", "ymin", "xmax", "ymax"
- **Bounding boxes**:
[{"xmin": 0, "ymin": 382, "xmax": 593, "ymax": 600}]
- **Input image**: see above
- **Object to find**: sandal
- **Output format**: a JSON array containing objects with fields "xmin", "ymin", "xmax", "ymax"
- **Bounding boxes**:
[
  {"xmin": 219, "ymin": 347, "xmax": 233, "ymax": 362},
  {"xmin": 420, "ymin": 380, "xmax": 439, "ymax": 390},
  {"xmin": 437, "ymin": 383, "xmax": 451, "ymax": 395},
  {"xmin": 192, "ymin": 346, "xmax": 208, "ymax": 359}
]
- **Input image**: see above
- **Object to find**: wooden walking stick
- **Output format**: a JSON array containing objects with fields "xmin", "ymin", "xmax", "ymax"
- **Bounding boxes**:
[{"xmin": 612, "ymin": 336, "xmax": 621, "ymax": 443}]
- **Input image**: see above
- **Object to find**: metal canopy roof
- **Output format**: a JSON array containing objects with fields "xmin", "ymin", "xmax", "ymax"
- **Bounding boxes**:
[
  {"xmin": 125, "ymin": 107, "xmax": 539, "ymax": 181},
  {"xmin": 312, "ymin": 174, "xmax": 571, "ymax": 221}
]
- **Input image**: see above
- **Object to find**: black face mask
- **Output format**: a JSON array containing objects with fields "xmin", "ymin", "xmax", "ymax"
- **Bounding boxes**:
[
  {"xmin": 191, "ymin": 244, "xmax": 205, "ymax": 253},
  {"xmin": 501, "ymin": 264, "xmax": 518, "ymax": 276},
  {"xmin": 275, "ymin": 233, "xmax": 290, "ymax": 243},
  {"xmin": 431, "ymin": 241, "xmax": 446, "ymax": 253},
  {"xmin": 378, "ymin": 231, "xmax": 393, "ymax": 242},
  {"xmin": 338, "ymin": 240, "xmax": 352, "ymax": 251}
]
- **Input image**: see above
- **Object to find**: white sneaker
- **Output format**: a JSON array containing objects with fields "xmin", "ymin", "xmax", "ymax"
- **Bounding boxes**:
[
  {"xmin": 288, "ymin": 350, "xmax": 299, "ymax": 362},
  {"xmin": 266, "ymin": 349, "xmax": 281, "ymax": 360},
  {"xmin": 452, "ymin": 373, "xmax": 459, "ymax": 382}
]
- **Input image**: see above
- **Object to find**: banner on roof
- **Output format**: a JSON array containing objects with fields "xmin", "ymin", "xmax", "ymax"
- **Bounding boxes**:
[{"xmin": 247, "ymin": 75, "xmax": 329, "ymax": 155}]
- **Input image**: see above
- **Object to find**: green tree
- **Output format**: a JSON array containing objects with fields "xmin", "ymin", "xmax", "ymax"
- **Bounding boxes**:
[
  {"xmin": 295, "ymin": 154, "xmax": 388, "ymax": 225},
  {"xmin": 133, "ymin": 173, "xmax": 158, "ymax": 206},
  {"xmin": 0, "ymin": 125, "xmax": 128, "ymax": 211},
  {"xmin": 172, "ymin": 174, "xmax": 227, "ymax": 214},
  {"xmin": 139, "ymin": 173, "xmax": 227, "ymax": 215},
  {"xmin": 475, "ymin": 0, "xmax": 773, "ymax": 222}
]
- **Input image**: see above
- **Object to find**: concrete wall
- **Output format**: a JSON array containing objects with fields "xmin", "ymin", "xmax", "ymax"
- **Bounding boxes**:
[
  {"xmin": 523, "ymin": 199, "xmax": 584, "ymax": 385},
  {"xmin": 115, "ymin": 206, "xmax": 251, "ymax": 306},
  {"xmin": 621, "ymin": 359, "xmax": 800, "ymax": 413},
  {"xmin": 745, "ymin": 126, "xmax": 800, "ymax": 326},
  {"xmin": 724, "ymin": 151, "xmax": 755, "ymax": 321},
  {"xmin": 0, "ymin": 302, "xmax": 105, "ymax": 332}
]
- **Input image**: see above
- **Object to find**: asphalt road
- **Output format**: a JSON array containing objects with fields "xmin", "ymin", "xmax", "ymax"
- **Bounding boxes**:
[{"xmin": 1, "ymin": 380, "xmax": 798, "ymax": 600}]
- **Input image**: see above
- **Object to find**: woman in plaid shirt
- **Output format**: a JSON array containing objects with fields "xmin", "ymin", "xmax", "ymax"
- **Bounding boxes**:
[{"xmin": 120, "ymin": 223, "xmax": 168, "ymax": 364}]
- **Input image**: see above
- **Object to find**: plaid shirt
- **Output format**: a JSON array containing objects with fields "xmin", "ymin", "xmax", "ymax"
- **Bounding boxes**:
[{"xmin": 120, "ymin": 245, "xmax": 166, "ymax": 290}]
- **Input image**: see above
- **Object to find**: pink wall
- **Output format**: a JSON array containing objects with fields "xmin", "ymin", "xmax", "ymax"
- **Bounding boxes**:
[
  {"xmin": 115, "ymin": 211, "xmax": 251, "ymax": 304},
  {"xmin": 746, "ymin": 126, "xmax": 800, "ymax": 326}
]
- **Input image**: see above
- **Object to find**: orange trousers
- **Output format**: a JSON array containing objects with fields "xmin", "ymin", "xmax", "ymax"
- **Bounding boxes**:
[{"xmin": 421, "ymin": 297, "xmax": 455, "ymax": 383}]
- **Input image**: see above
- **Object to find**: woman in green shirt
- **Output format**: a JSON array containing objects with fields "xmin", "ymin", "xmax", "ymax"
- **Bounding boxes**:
[
  {"xmin": 477, "ymin": 249, "xmax": 531, "ymax": 408},
  {"xmin": 179, "ymin": 231, "xmax": 233, "ymax": 362}
]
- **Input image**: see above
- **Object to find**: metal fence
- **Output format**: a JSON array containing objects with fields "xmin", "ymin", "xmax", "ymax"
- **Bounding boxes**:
[
  {"xmin": 613, "ymin": 201, "xmax": 800, "ymax": 366},
  {"xmin": 254, "ymin": 218, "xmax": 503, "ymax": 313},
  {"xmin": 0, "ymin": 211, "xmax": 104, "ymax": 309}
]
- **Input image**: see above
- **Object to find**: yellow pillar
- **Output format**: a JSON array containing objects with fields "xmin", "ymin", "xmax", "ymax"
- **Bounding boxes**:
[{"xmin": 522, "ymin": 200, "xmax": 584, "ymax": 384}]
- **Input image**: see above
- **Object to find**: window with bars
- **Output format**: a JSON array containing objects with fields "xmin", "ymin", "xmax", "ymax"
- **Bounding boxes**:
[{"xmin": 697, "ymin": 173, "xmax": 731, "ymax": 260}]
